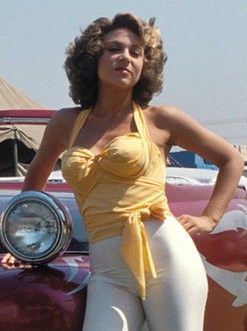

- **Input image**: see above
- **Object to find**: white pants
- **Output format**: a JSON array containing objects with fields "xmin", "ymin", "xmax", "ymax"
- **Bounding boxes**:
[{"xmin": 82, "ymin": 216, "xmax": 208, "ymax": 331}]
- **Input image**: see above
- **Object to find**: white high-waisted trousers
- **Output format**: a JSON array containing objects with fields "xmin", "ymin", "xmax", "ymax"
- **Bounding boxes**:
[{"xmin": 82, "ymin": 216, "xmax": 208, "ymax": 331}]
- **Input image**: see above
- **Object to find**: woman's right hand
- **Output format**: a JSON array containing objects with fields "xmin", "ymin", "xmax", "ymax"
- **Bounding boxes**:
[{"xmin": 1, "ymin": 253, "xmax": 33, "ymax": 270}]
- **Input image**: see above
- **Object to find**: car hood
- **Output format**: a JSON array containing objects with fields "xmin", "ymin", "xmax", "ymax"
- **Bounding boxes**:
[{"xmin": 0, "ymin": 253, "xmax": 90, "ymax": 331}]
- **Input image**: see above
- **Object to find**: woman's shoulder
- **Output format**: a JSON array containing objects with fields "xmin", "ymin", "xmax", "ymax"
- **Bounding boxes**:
[
  {"xmin": 44, "ymin": 107, "xmax": 83, "ymax": 147},
  {"xmin": 145, "ymin": 103, "xmax": 182, "ymax": 116},
  {"xmin": 47, "ymin": 106, "xmax": 81, "ymax": 129},
  {"xmin": 144, "ymin": 103, "xmax": 185, "ymax": 126},
  {"xmin": 52, "ymin": 106, "xmax": 82, "ymax": 121}
]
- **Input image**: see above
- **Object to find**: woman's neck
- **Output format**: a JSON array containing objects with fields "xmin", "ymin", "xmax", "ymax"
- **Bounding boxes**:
[{"xmin": 95, "ymin": 85, "xmax": 133, "ymax": 116}]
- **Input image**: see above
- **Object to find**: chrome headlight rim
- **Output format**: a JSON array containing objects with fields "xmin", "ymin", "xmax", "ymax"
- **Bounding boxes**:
[{"xmin": 0, "ymin": 190, "xmax": 72, "ymax": 264}]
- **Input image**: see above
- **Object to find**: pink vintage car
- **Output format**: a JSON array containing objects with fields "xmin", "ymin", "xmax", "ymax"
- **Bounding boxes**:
[{"xmin": 0, "ymin": 109, "xmax": 246, "ymax": 331}]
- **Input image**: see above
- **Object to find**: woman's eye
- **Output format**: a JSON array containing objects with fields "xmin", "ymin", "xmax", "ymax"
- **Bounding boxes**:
[
  {"xmin": 131, "ymin": 49, "xmax": 142, "ymax": 57},
  {"xmin": 107, "ymin": 46, "xmax": 120, "ymax": 52}
]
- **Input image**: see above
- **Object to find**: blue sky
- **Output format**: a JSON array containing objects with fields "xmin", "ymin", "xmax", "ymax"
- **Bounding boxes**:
[{"xmin": 1, "ymin": 0, "xmax": 247, "ymax": 144}]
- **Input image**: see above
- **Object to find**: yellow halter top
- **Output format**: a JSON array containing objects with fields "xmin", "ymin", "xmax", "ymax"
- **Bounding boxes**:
[{"xmin": 61, "ymin": 102, "xmax": 171, "ymax": 299}]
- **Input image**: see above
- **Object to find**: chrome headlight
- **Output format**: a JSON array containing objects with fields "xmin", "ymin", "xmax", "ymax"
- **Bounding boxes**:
[{"xmin": 0, "ymin": 191, "xmax": 72, "ymax": 264}]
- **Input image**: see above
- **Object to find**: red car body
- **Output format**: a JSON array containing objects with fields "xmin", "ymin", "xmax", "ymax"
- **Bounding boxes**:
[{"xmin": 0, "ymin": 109, "xmax": 247, "ymax": 330}]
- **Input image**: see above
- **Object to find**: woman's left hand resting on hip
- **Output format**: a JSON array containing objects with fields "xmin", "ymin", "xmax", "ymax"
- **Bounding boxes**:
[{"xmin": 178, "ymin": 215, "xmax": 218, "ymax": 235}]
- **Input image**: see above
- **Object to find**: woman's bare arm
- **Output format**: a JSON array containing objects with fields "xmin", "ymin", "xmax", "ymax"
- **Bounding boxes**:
[
  {"xmin": 158, "ymin": 106, "xmax": 244, "ymax": 233},
  {"xmin": 22, "ymin": 108, "xmax": 77, "ymax": 191}
]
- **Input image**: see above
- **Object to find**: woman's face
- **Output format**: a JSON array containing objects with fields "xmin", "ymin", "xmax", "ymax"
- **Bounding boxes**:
[{"xmin": 97, "ymin": 28, "xmax": 144, "ymax": 90}]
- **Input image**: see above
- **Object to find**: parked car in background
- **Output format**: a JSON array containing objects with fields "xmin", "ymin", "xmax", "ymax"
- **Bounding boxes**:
[{"xmin": 0, "ymin": 171, "xmax": 247, "ymax": 331}]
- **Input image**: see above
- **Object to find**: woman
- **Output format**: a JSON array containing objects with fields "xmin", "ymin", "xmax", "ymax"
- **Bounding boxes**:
[{"xmin": 2, "ymin": 13, "xmax": 244, "ymax": 331}]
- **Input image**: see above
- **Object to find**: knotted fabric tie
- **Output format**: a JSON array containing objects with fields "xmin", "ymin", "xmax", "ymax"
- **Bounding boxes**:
[{"xmin": 120, "ymin": 211, "xmax": 157, "ymax": 300}]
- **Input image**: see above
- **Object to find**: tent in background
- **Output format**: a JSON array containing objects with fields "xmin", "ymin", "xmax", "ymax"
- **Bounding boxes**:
[
  {"xmin": 0, "ymin": 109, "xmax": 56, "ymax": 176},
  {"xmin": 0, "ymin": 77, "xmax": 44, "ymax": 109},
  {"xmin": 0, "ymin": 77, "xmax": 55, "ymax": 177}
]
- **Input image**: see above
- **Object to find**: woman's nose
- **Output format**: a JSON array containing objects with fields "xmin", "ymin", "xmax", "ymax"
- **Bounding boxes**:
[{"xmin": 118, "ymin": 51, "xmax": 130, "ymax": 64}]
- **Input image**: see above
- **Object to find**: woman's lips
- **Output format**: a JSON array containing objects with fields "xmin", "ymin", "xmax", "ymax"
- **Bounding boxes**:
[{"xmin": 115, "ymin": 67, "xmax": 131, "ymax": 74}]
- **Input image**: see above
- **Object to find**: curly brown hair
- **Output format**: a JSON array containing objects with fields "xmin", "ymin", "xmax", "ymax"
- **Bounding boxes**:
[{"xmin": 64, "ymin": 13, "xmax": 167, "ymax": 109}]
